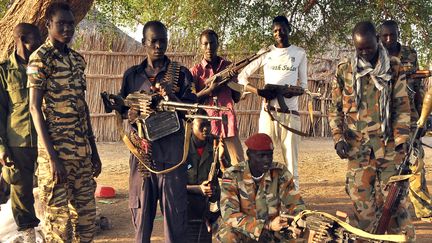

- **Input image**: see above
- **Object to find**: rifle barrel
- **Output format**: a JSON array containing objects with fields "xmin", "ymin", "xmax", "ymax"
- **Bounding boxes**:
[
  {"xmin": 160, "ymin": 101, "xmax": 230, "ymax": 111},
  {"xmin": 185, "ymin": 114, "xmax": 224, "ymax": 121},
  {"xmin": 408, "ymin": 70, "xmax": 432, "ymax": 79}
]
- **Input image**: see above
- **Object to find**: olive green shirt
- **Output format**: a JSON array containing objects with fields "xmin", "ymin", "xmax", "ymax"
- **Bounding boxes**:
[{"xmin": 0, "ymin": 52, "xmax": 37, "ymax": 154}]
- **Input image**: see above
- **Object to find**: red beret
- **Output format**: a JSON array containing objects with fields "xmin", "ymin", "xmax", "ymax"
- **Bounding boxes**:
[{"xmin": 245, "ymin": 133, "xmax": 274, "ymax": 151}]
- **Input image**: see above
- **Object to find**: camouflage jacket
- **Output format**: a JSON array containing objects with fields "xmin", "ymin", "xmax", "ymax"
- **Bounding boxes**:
[
  {"xmin": 0, "ymin": 52, "xmax": 37, "ymax": 154},
  {"xmin": 27, "ymin": 40, "xmax": 92, "ymax": 160},
  {"xmin": 220, "ymin": 160, "xmax": 305, "ymax": 241},
  {"xmin": 398, "ymin": 44, "xmax": 421, "ymax": 128},
  {"xmin": 329, "ymin": 56, "xmax": 410, "ymax": 156}
]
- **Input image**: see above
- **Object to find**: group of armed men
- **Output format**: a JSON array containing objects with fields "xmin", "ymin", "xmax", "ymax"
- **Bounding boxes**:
[{"xmin": 1, "ymin": 1, "xmax": 432, "ymax": 243}]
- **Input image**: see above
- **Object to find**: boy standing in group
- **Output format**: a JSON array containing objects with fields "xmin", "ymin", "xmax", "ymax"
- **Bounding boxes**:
[
  {"xmin": 238, "ymin": 16, "xmax": 308, "ymax": 190},
  {"xmin": 120, "ymin": 20, "xmax": 197, "ymax": 243},
  {"xmin": 190, "ymin": 29, "xmax": 244, "ymax": 165},
  {"xmin": 0, "ymin": 23, "xmax": 42, "ymax": 242},
  {"xmin": 28, "ymin": 2, "xmax": 101, "ymax": 242}
]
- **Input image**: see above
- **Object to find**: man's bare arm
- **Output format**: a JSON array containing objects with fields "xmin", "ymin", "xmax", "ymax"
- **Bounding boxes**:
[{"xmin": 84, "ymin": 102, "xmax": 102, "ymax": 177}]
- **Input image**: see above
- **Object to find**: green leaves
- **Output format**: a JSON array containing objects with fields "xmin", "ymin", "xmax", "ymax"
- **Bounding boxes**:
[{"xmin": 89, "ymin": 1, "xmax": 432, "ymax": 66}]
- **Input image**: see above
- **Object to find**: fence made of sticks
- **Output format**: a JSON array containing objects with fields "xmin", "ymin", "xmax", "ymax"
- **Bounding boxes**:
[
  {"xmin": 81, "ymin": 50, "xmax": 430, "ymax": 142},
  {"xmin": 81, "ymin": 50, "xmax": 338, "ymax": 141}
]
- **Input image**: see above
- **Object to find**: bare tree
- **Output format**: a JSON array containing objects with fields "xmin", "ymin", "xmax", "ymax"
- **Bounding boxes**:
[{"xmin": 0, "ymin": 0, "xmax": 94, "ymax": 59}]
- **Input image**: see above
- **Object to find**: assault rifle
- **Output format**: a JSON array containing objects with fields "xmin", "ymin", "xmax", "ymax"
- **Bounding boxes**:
[
  {"xmin": 228, "ymin": 83, "xmax": 321, "ymax": 113},
  {"xmin": 101, "ymin": 91, "xmax": 229, "ymax": 141},
  {"xmin": 201, "ymin": 47, "xmax": 271, "ymax": 93},
  {"xmin": 281, "ymin": 210, "xmax": 407, "ymax": 242},
  {"xmin": 407, "ymin": 70, "xmax": 432, "ymax": 79},
  {"xmin": 259, "ymin": 84, "xmax": 320, "ymax": 114},
  {"xmin": 374, "ymin": 128, "xmax": 421, "ymax": 235},
  {"xmin": 206, "ymin": 138, "xmax": 220, "ymax": 212}
]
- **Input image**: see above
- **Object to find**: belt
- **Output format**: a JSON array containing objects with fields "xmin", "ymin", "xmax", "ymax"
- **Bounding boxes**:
[{"xmin": 264, "ymin": 106, "xmax": 300, "ymax": 116}]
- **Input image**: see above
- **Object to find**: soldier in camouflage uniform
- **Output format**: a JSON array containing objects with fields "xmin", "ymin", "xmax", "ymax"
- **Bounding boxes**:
[
  {"xmin": 380, "ymin": 20, "xmax": 432, "ymax": 221},
  {"xmin": 217, "ymin": 133, "xmax": 305, "ymax": 243},
  {"xmin": 28, "ymin": 3, "xmax": 101, "ymax": 242},
  {"xmin": 329, "ymin": 21, "xmax": 415, "ymax": 240},
  {"xmin": 0, "ymin": 23, "xmax": 42, "ymax": 242}
]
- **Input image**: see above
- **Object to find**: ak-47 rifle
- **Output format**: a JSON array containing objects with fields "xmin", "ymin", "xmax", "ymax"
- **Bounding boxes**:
[
  {"xmin": 407, "ymin": 70, "xmax": 432, "ymax": 79},
  {"xmin": 374, "ymin": 79, "xmax": 432, "ymax": 234},
  {"xmin": 201, "ymin": 47, "xmax": 271, "ymax": 93},
  {"xmin": 260, "ymin": 84, "xmax": 321, "ymax": 112},
  {"xmin": 225, "ymin": 83, "xmax": 321, "ymax": 136},
  {"xmin": 205, "ymin": 136, "xmax": 223, "ymax": 215},
  {"xmin": 374, "ymin": 130, "xmax": 419, "ymax": 235},
  {"xmin": 281, "ymin": 210, "xmax": 408, "ymax": 242}
]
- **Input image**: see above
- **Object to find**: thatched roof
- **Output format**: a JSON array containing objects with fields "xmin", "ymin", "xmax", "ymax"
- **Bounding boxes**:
[{"xmin": 73, "ymin": 9, "xmax": 145, "ymax": 52}]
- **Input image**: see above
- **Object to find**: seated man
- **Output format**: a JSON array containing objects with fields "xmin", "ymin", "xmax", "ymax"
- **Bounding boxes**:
[
  {"xmin": 217, "ymin": 133, "xmax": 305, "ymax": 242},
  {"xmin": 186, "ymin": 109, "xmax": 229, "ymax": 242}
]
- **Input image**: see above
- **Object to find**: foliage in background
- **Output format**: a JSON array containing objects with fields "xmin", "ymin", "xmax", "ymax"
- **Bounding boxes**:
[
  {"xmin": 95, "ymin": 0, "xmax": 432, "ymax": 66},
  {"xmin": 0, "ymin": 1, "xmax": 430, "ymax": 66},
  {"xmin": 0, "ymin": 0, "xmax": 12, "ymax": 17}
]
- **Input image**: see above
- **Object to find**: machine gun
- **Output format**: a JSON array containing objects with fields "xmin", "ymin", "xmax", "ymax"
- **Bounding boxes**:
[
  {"xmin": 101, "ymin": 91, "xmax": 229, "ymax": 141},
  {"xmin": 101, "ymin": 91, "xmax": 230, "ymax": 176},
  {"xmin": 201, "ymin": 47, "xmax": 271, "ymax": 93},
  {"xmin": 281, "ymin": 210, "xmax": 408, "ymax": 242}
]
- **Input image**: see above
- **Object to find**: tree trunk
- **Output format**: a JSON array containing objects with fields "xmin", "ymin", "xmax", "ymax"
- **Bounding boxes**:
[{"xmin": 0, "ymin": 0, "xmax": 94, "ymax": 60}]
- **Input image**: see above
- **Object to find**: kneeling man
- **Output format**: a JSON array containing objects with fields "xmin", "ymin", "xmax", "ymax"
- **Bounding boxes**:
[{"xmin": 217, "ymin": 133, "xmax": 305, "ymax": 242}]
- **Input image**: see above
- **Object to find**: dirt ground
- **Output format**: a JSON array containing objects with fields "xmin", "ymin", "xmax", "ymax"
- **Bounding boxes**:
[{"xmin": 93, "ymin": 138, "xmax": 432, "ymax": 242}]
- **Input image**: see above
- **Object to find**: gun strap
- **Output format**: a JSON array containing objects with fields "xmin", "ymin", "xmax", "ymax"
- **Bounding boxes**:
[
  {"xmin": 123, "ymin": 119, "xmax": 192, "ymax": 174},
  {"xmin": 115, "ymin": 108, "xmax": 192, "ymax": 175},
  {"xmin": 294, "ymin": 210, "xmax": 408, "ymax": 242},
  {"xmin": 265, "ymin": 104, "xmax": 308, "ymax": 137}
]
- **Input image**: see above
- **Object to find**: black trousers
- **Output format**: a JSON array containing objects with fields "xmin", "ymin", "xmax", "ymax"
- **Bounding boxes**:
[
  {"xmin": 2, "ymin": 147, "xmax": 40, "ymax": 230},
  {"xmin": 130, "ymin": 159, "xmax": 188, "ymax": 243}
]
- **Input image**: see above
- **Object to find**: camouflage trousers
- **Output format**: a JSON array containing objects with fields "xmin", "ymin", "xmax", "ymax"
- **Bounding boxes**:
[
  {"xmin": 37, "ymin": 156, "xmax": 96, "ymax": 243},
  {"xmin": 407, "ymin": 144, "xmax": 432, "ymax": 218},
  {"xmin": 216, "ymin": 224, "xmax": 295, "ymax": 243},
  {"xmin": 345, "ymin": 145, "xmax": 415, "ymax": 241}
]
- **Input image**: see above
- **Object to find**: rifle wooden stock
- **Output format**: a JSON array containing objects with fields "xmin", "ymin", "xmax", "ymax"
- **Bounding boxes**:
[
  {"xmin": 407, "ymin": 70, "xmax": 432, "ymax": 79},
  {"xmin": 375, "ymin": 184, "xmax": 402, "ymax": 234}
]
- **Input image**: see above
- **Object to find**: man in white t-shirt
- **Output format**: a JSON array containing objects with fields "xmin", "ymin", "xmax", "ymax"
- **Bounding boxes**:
[{"xmin": 238, "ymin": 15, "xmax": 307, "ymax": 190}]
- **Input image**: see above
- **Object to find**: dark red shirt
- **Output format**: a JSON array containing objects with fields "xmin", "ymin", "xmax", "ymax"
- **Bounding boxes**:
[{"xmin": 190, "ymin": 57, "xmax": 238, "ymax": 138}]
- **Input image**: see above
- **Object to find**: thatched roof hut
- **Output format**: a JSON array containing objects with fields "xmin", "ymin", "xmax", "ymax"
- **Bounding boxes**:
[{"xmin": 73, "ymin": 9, "xmax": 145, "ymax": 52}]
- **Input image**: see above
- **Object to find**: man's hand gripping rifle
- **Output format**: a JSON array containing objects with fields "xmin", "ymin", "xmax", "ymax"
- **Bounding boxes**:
[
  {"xmin": 374, "ymin": 83, "xmax": 432, "ymax": 236},
  {"xmin": 279, "ymin": 210, "xmax": 408, "ymax": 242},
  {"xmin": 258, "ymin": 84, "xmax": 321, "ymax": 113},
  {"xmin": 201, "ymin": 47, "xmax": 271, "ymax": 94}
]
